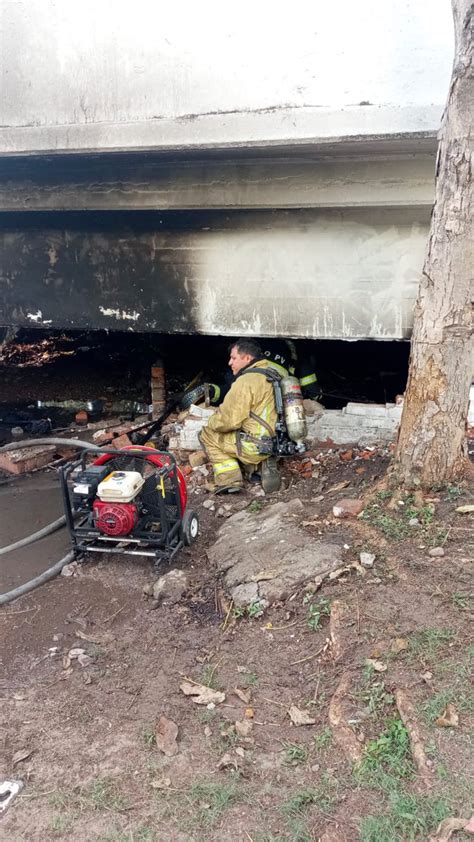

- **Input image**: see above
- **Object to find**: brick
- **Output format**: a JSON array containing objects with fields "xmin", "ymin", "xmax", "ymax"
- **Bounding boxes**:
[
  {"xmin": 111, "ymin": 433, "xmax": 132, "ymax": 449},
  {"xmin": 0, "ymin": 445, "xmax": 56, "ymax": 475},
  {"xmin": 332, "ymin": 498, "xmax": 364, "ymax": 518}
]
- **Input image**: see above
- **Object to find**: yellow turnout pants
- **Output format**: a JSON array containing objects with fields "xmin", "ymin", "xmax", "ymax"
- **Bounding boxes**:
[{"xmin": 199, "ymin": 427, "xmax": 264, "ymax": 489}]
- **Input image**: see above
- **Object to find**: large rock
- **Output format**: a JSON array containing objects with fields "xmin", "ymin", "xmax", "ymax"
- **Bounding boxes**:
[
  {"xmin": 146, "ymin": 569, "xmax": 188, "ymax": 604},
  {"xmin": 207, "ymin": 499, "xmax": 343, "ymax": 606}
]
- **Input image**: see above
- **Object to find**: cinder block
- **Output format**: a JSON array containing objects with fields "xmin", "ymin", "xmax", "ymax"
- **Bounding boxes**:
[{"xmin": 0, "ymin": 445, "xmax": 56, "ymax": 475}]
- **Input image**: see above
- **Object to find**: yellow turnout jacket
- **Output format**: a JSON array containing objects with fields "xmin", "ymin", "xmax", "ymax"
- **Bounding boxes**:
[{"xmin": 206, "ymin": 359, "xmax": 277, "ymax": 440}]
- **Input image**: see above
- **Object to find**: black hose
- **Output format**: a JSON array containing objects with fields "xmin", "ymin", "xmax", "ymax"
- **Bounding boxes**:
[
  {"xmin": 0, "ymin": 551, "xmax": 76, "ymax": 607},
  {"xmin": 0, "ymin": 516, "xmax": 66, "ymax": 556}
]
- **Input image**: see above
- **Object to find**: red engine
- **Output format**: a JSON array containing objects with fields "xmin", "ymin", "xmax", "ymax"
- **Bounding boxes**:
[{"xmin": 93, "ymin": 500, "xmax": 138, "ymax": 536}]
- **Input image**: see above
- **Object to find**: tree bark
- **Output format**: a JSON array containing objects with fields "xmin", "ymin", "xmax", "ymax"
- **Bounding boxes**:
[{"xmin": 394, "ymin": 0, "xmax": 473, "ymax": 488}]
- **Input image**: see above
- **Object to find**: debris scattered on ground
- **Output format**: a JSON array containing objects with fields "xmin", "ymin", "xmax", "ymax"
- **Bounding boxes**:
[
  {"xmin": 60, "ymin": 561, "xmax": 80, "ymax": 577},
  {"xmin": 0, "ymin": 444, "xmax": 56, "ymax": 475},
  {"xmin": 155, "ymin": 715, "xmax": 179, "ymax": 756},
  {"xmin": 12, "ymin": 749, "xmax": 33, "ymax": 766},
  {"xmin": 359, "ymin": 551, "xmax": 376, "ymax": 567}
]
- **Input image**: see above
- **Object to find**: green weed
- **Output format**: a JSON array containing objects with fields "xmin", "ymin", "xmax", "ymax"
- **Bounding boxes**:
[
  {"xmin": 313, "ymin": 727, "xmax": 332, "ymax": 751},
  {"xmin": 142, "ymin": 728, "xmax": 156, "ymax": 748},
  {"xmin": 356, "ymin": 717, "xmax": 413, "ymax": 787},
  {"xmin": 247, "ymin": 500, "xmax": 264, "ymax": 513},
  {"xmin": 240, "ymin": 670, "xmax": 259, "ymax": 686},
  {"xmin": 248, "ymin": 600, "xmax": 265, "ymax": 618},
  {"xmin": 306, "ymin": 597, "xmax": 331, "ymax": 631},
  {"xmin": 283, "ymin": 742, "xmax": 309, "ymax": 765},
  {"xmin": 201, "ymin": 663, "xmax": 219, "ymax": 689},
  {"xmin": 451, "ymin": 591, "xmax": 473, "ymax": 611}
]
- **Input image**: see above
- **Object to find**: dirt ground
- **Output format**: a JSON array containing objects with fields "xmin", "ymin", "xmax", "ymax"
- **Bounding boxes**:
[{"xmin": 1, "ymin": 449, "xmax": 473, "ymax": 842}]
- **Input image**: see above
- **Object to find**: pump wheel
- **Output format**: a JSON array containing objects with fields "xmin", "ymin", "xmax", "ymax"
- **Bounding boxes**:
[{"xmin": 182, "ymin": 509, "xmax": 199, "ymax": 545}]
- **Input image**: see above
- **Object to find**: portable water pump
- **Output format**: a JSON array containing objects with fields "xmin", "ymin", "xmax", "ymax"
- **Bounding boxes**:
[{"xmin": 61, "ymin": 445, "xmax": 199, "ymax": 569}]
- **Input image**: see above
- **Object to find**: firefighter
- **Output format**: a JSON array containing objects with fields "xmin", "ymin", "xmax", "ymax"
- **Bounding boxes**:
[
  {"xmin": 199, "ymin": 339, "xmax": 280, "ymax": 494},
  {"xmin": 260, "ymin": 339, "xmax": 321, "ymax": 401}
]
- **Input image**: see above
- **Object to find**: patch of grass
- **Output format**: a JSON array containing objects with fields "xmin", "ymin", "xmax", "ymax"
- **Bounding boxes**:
[
  {"xmin": 306, "ymin": 597, "xmax": 331, "ymax": 631},
  {"xmin": 360, "ymin": 790, "xmax": 452, "ymax": 842},
  {"xmin": 50, "ymin": 814, "xmax": 74, "ymax": 835},
  {"xmin": 361, "ymin": 504, "xmax": 411, "ymax": 541},
  {"xmin": 356, "ymin": 717, "xmax": 413, "ymax": 787},
  {"xmin": 451, "ymin": 591, "xmax": 473, "ymax": 611},
  {"xmin": 280, "ymin": 777, "xmax": 337, "ymax": 841},
  {"xmin": 85, "ymin": 777, "xmax": 127, "ymax": 811},
  {"xmin": 408, "ymin": 628, "xmax": 455, "ymax": 664},
  {"xmin": 283, "ymin": 742, "xmax": 309, "ymax": 765},
  {"xmin": 313, "ymin": 727, "xmax": 332, "ymax": 751},
  {"xmin": 240, "ymin": 670, "xmax": 259, "ymax": 686},
  {"xmin": 98, "ymin": 827, "xmax": 155, "ymax": 842},
  {"xmin": 444, "ymin": 485, "xmax": 462, "ymax": 501},
  {"xmin": 197, "ymin": 707, "xmax": 217, "ymax": 724},
  {"xmin": 187, "ymin": 777, "xmax": 239, "ymax": 826},
  {"xmin": 422, "ymin": 688, "xmax": 456, "ymax": 724},
  {"xmin": 247, "ymin": 499, "xmax": 264, "ymax": 513},
  {"xmin": 142, "ymin": 727, "xmax": 156, "ymax": 748},
  {"xmin": 361, "ymin": 679, "xmax": 394, "ymax": 716}
]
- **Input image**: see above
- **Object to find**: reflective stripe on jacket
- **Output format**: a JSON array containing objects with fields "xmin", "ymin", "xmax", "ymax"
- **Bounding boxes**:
[{"xmin": 205, "ymin": 359, "xmax": 277, "ymax": 440}]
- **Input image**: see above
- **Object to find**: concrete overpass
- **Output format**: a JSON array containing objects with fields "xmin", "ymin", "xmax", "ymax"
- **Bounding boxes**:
[{"xmin": 0, "ymin": 0, "xmax": 454, "ymax": 340}]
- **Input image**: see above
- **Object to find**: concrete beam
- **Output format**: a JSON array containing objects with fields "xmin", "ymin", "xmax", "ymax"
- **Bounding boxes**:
[{"xmin": 0, "ymin": 153, "xmax": 435, "ymax": 212}]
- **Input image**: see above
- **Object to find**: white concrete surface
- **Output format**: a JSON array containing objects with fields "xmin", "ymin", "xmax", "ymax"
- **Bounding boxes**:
[{"xmin": 0, "ymin": 0, "xmax": 454, "ymax": 154}]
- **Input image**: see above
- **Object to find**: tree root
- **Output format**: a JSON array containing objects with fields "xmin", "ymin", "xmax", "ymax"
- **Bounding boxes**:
[
  {"xmin": 329, "ymin": 599, "xmax": 349, "ymax": 663},
  {"xmin": 328, "ymin": 671, "xmax": 362, "ymax": 765},
  {"xmin": 395, "ymin": 688, "xmax": 433, "ymax": 788},
  {"xmin": 428, "ymin": 817, "xmax": 469, "ymax": 841}
]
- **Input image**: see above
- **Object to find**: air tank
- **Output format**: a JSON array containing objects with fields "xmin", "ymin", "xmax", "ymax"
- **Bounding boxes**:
[{"xmin": 280, "ymin": 376, "xmax": 307, "ymax": 449}]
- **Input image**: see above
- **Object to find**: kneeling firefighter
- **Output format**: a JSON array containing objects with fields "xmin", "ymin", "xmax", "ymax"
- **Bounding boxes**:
[{"xmin": 199, "ymin": 338, "xmax": 308, "ymax": 494}]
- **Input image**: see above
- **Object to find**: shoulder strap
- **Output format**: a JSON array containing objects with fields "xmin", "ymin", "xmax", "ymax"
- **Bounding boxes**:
[{"xmin": 240, "ymin": 366, "xmax": 282, "ymax": 383}]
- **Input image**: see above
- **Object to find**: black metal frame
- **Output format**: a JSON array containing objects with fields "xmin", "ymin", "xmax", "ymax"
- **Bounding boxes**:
[{"xmin": 60, "ymin": 447, "xmax": 185, "ymax": 564}]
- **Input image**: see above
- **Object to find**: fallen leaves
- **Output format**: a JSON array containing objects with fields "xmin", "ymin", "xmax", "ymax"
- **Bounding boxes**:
[
  {"xmin": 233, "ymin": 687, "xmax": 251, "ymax": 704},
  {"xmin": 390, "ymin": 637, "xmax": 409, "ymax": 654},
  {"xmin": 455, "ymin": 504, "xmax": 474, "ymax": 514},
  {"xmin": 435, "ymin": 704, "xmax": 459, "ymax": 728},
  {"xmin": 155, "ymin": 715, "xmax": 179, "ymax": 756},
  {"xmin": 365, "ymin": 658, "xmax": 387, "ymax": 673},
  {"xmin": 288, "ymin": 705, "xmax": 316, "ymax": 726},
  {"xmin": 12, "ymin": 749, "xmax": 33, "ymax": 766},
  {"xmin": 75, "ymin": 630, "xmax": 114, "ymax": 645},
  {"xmin": 180, "ymin": 680, "xmax": 225, "ymax": 706}
]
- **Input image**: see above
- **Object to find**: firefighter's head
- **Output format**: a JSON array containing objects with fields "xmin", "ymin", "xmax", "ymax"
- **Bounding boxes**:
[{"xmin": 228, "ymin": 338, "xmax": 263, "ymax": 375}]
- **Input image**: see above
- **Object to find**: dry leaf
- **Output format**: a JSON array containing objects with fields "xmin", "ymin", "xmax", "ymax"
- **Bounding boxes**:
[
  {"xmin": 244, "ymin": 707, "xmax": 254, "ymax": 719},
  {"xmin": 235, "ymin": 719, "xmax": 253, "ymax": 738},
  {"xmin": 365, "ymin": 658, "xmax": 387, "ymax": 673},
  {"xmin": 68, "ymin": 648, "xmax": 86, "ymax": 659},
  {"xmin": 234, "ymin": 687, "xmax": 251, "ymax": 704},
  {"xmin": 12, "ymin": 749, "xmax": 32, "ymax": 766},
  {"xmin": 155, "ymin": 715, "xmax": 179, "ymax": 756},
  {"xmin": 327, "ymin": 480, "xmax": 351, "ymax": 493},
  {"xmin": 150, "ymin": 777, "xmax": 171, "ymax": 790},
  {"xmin": 429, "ymin": 816, "xmax": 470, "ymax": 841},
  {"xmin": 391, "ymin": 638, "xmax": 409, "ymax": 654},
  {"xmin": 455, "ymin": 504, "xmax": 474, "ymax": 514},
  {"xmin": 288, "ymin": 705, "xmax": 316, "ymax": 726},
  {"xmin": 180, "ymin": 680, "xmax": 225, "ymax": 706},
  {"xmin": 235, "ymin": 747, "xmax": 245, "ymax": 758},
  {"xmin": 435, "ymin": 704, "xmax": 459, "ymax": 728}
]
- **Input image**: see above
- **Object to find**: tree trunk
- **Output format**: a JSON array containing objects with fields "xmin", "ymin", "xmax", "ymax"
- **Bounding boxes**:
[{"xmin": 394, "ymin": 0, "xmax": 473, "ymax": 488}]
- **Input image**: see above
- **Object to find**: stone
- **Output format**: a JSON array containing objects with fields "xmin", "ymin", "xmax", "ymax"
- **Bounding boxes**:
[
  {"xmin": 332, "ymin": 498, "xmax": 364, "ymax": 518},
  {"xmin": 408, "ymin": 517, "xmax": 420, "ymax": 526},
  {"xmin": 359, "ymin": 552, "xmax": 376, "ymax": 568},
  {"xmin": 428, "ymin": 546, "xmax": 445, "ymax": 557},
  {"xmin": 207, "ymin": 498, "xmax": 344, "ymax": 605},
  {"xmin": 202, "ymin": 499, "xmax": 215, "ymax": 510},
  {"xmin": 151, "ymin": 570, "xmax": 188, "ymax": 604},
  {"xmin": 189, "ymin": 450, "xmax": 207, "ymax": 468}
]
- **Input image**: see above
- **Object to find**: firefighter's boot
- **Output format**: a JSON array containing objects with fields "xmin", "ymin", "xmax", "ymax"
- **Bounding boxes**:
[{"xmin": 261, "ymin": 456, "xmax": 281, "ymax": 493}]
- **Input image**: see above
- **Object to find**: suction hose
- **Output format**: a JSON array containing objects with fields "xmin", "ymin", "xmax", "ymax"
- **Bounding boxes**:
[
  {"xmin": 0, "ymin": 516, "xmax": 66, "ymax": 556},
  {"xmin": 0, "ymin": 551, "xmax": 76, "ymax": 606},
  {"xmin": 0, "ymin": 438, "xmax": 102, "ymax": 606}
]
